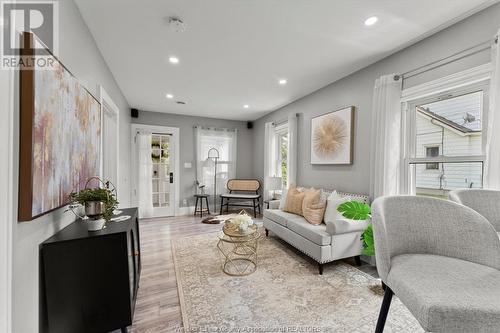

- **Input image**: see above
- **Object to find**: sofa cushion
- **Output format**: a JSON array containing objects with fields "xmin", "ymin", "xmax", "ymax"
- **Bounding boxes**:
[
  {"xmin": 286, "ymin": 217, "xmax": 331, "ymax": 246},
  {"xmin": 263, "ymin": 209, "xmax": 299, "ymax": 227},
  {"xmin": 388, "ymin": 254, "xmax": 500, "ymax": 332},
  {"xmin": 302, "ymin": 188, "xmax": 326, "ymax": 225},
  {"xmin": 283, "ymin": 186, "xmax": 305, "ymax": 216},
  {"xmin": 323, "ymin": 191, "xmax": 349, "ymax": 223}
]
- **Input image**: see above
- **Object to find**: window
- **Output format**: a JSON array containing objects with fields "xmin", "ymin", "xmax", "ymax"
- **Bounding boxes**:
[
  {"xmin": 405, "ymin": 83, "xmax": 488, "ymax": 198},
  {"xmin": 275, "ymin": 124, "xmax": 288, "ymax": 188},
  {"xmin": 425, "ymin": 146, "xmax": 440, "ymax": 170},
  {"xmin": 196, "ymin": 127, "xmax": 237, "ymax": 195}
]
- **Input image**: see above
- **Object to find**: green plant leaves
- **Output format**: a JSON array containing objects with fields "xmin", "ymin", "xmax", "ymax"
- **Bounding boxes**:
[
  {"xmin": 361, "ymin": 224, "xmax": 375, "ymax": 256},
  {"xmin": 337, "ymin": 201, "xmax": 372, "ymax": 220}
]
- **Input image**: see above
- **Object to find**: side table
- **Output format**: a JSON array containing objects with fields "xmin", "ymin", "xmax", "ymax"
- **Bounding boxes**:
[{"xmin": 194, "ymin": 194, "xmax": 210, "ymax": 218}]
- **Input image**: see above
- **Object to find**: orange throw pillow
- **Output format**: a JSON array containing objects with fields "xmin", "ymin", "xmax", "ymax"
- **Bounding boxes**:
[
  {"xmin": 302, "ymin": 188, "xmax": 327, "ymax": 225},
  {"xmin": 283, "ymin": 186, "xmax": 305, "ymax": 216}
]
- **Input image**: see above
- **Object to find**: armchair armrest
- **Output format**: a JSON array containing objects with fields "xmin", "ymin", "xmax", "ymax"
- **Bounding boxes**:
[{"xmin": 325, "ymin": 218, "xmax": 369, "ymax": 235}]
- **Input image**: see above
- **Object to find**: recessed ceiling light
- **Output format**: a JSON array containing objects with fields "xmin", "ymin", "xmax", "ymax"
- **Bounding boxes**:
[
  {"xmin": 243, "ymin": 104, "xmax": 249, "ymax": 109},
  {"xmin": 364, "ymin": 16, "xmax": 378, "ymax": 26},
  {"xmin": 166, "ymin": 93, "xmax": 174, "ymax": 99},
  {"xmin": 169, "ymin": 56, "xmax": 179, "ymax": 64},
  {"xmin": 279, "ymin": 79, "xmax": 287, "ymax": 85}
]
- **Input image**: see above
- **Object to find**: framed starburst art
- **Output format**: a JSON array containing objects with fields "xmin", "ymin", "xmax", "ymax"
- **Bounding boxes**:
[{"xmin": 310, "ymin": 106, "xmax": 354, "ymax": 165}]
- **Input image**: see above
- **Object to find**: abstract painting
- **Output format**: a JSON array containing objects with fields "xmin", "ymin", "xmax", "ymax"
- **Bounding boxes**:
[
  {"xmin": 19, "ymin": 32, "xmax": 101, "ymax": 221},
  {"xmin": 310, "ymin": 106, "xmax": 354, "ymax": 165}
]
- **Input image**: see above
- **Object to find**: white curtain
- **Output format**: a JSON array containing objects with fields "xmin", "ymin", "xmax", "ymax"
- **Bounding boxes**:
[
  {"xmin": 195, "ymin": 126, "xmax": 237, "ymax": 197},
  {"xmin": 287, "ymin": 114, "xmax": 298, "ymax": 186},
  {"xmin": 263, "ymin": 122, "xmax": 277, "ymax": 201},
  {"xmin": 485, "ymin": 31, "xmax": 500, "ymax": 189},
  {"xmin": 137, "ymin": 132, "xmax": 153, "ymax": 218},
  {"xmin": 369, "ymin": 74, "xmax": 403, "ymax": 199}
]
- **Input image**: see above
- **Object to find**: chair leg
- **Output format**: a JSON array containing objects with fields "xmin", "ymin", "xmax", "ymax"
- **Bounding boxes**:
[
  {"xmin": 375, "ymin": 287, "xmax": 394, "ymax": 333},
  {"xmin": 199, "ymin": 197, "xmax": 203, "ymax": 218},
  {"xmin": 265, "ymin": 228, "xmax": 269, "ymax": 237},
  {"xmin": 220, "ymin": 197, "xmax": 224, "ymax": 215},
  {"xmin": 354, "ymin": 255, "xmax": 362, "ymax": 266},
  {"xmin": 205, "ymin": 197, "xmax": 210, "ymax": 215},
  {"xmin": 258, "ymin": 199, "xmax": 261, "ymax": 215},
  {"xmin": 318, "ymin": 263, "xmax": 324, "ymax": 275},
  {"xmin": 252, "ymin": 199, "xmax": 257, "ymax": 218},
  {"xmin": 194, "ymin": 197, "xmax": 199, "ymax": 217}
]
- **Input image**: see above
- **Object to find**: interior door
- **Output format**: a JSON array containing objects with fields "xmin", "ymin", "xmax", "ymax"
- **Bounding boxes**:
[{"xmin": 151, "ymin": 134, "xmax": 174, "ymax": 217}]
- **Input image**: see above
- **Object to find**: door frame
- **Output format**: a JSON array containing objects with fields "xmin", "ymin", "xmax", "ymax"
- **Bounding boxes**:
[
  {"xmin": 130, "ymin": 124, "xmax": 180, "ymax": 216},
  {"xmin": 99, "ymin": 86, "xmax": 120, "ymax": 195}
]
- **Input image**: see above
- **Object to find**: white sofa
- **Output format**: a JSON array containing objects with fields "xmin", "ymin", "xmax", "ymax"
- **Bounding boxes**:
[{"xmin": 263, "ymin": 190, "xmax": 370, "ymax": 274}]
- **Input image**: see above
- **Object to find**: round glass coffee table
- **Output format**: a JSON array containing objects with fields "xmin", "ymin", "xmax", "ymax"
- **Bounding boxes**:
[{"xmin": 217, "ymin": 224, "xmax": 260, "ymax": 276}]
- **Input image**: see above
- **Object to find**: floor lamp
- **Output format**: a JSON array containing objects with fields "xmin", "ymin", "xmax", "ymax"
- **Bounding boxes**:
[{"xmin": 203, "ymin": 147, "xmax": 220, "ymax": 214}]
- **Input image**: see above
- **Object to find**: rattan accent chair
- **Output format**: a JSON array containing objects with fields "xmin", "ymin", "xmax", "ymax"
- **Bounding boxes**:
[{"xmin": 220, "ymin": 179, "xmax": 261, "ymax": 217}]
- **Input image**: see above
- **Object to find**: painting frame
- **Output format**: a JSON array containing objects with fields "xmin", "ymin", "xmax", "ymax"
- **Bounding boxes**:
[
  {"xmin": 18, "ymin": 32, "xmax": 101, "ymax": 221},
  {"xmin": 310, "ymin": 106, "xmax": 355, "ymax": 165}
]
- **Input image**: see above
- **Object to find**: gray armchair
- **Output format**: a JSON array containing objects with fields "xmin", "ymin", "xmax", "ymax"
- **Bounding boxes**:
[
  {"xmin": 449, "ymin": 189, "xmax": 500, "ymax": 232},
  {"xmin": 372, "ymin": 196, "xmax": 500, "ymax": 333}
]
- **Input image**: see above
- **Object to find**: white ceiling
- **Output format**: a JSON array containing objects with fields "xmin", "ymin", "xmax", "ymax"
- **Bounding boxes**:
[{"xmin": 76, "ymin": 0, "xmax": 498, "ymax": 121}]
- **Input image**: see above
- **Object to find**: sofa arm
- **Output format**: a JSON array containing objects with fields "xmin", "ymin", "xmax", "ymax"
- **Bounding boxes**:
[
  {"xmin": 325, "ymin": 218, "xmax": 369, "ymax": 235},
  {"xmin": 268, "ymin": 200, "xmax": 280, "ymax": 209}
]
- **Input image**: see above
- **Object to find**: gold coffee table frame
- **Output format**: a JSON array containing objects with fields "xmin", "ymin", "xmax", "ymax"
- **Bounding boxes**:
[{"xmin": 217, "ymin": 224, "xmax": 260, "ymax": 276}]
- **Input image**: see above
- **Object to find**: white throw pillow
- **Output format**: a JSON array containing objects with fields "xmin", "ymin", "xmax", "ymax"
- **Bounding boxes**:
[{"xmin": 323, "ymin": 191, "xmax": 349, "ymax": 223}]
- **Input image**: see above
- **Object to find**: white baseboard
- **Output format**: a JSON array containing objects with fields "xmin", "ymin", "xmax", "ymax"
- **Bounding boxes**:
[{"xmin": 177, "ymin": 206, "xmax": 195, "ymax": 216}]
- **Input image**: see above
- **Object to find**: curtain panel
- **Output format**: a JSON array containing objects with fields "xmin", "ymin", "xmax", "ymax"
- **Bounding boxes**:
[
  {"xmin": 263, "ymin": 122, "xmax": 277, "ymax": 201},
  {"xmin": 137, "ymin": 132, "xmax": 153, "ymax": 218},
  {"xmin": 287, "ymin": 114, "xmax": 298, "ymax": 187},
  {"xmin": 369, "ymin": 74, "xmax": 403, "ymax": 200},
  {"xmin": 485, "ymin": 30, "xmax": 500, "ymax": 189}
]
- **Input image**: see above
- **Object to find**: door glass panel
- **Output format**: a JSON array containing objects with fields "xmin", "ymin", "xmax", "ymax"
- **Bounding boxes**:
[{"xmin": 151, "ymin": 134, "xmax": 171, "ymax": 211}]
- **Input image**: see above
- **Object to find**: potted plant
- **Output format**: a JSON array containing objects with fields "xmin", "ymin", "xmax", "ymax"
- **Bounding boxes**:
[
  {"xmin": 69, "ymin": 179, "xmax": 118, "ymax": 231},
  {"xmin": 337, "ymin": 201, "xmax": 374, "ymax": 256}
]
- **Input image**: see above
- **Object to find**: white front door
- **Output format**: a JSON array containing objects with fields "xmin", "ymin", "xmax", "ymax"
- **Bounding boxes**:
[{"xmin": 131, "ymin": 125, "xmax": 179, "ymax": 218}]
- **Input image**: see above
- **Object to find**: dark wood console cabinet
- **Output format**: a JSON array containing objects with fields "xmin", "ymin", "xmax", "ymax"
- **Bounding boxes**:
[{"xmin": 41, "ymin": 208, "xmax": 141, "ymax": 333}]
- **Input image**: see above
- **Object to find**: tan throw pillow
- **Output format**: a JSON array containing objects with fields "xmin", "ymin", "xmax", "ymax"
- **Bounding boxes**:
[
  {"xmin": 302, "ymin": 188, "xmax": 327, "ymax": 225},
  {"xmin": 283, "ymin": 186, "xmax": 305, "ymax": 216}
]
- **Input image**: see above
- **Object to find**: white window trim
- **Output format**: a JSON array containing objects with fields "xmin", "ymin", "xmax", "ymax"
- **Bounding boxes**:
[{"xmin": 401, "ymin": 64, "xmax": 491, "ymax": 195}]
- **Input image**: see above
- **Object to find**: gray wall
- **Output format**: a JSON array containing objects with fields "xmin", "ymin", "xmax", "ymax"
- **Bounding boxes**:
[
  {"xmin": 132, "ymin": 111, "xmax": 254, "ymax": 207},
  {"xmin": 252, "ymin": 3, "xmax": 500, "ymax": 195},
  {"xmin": 10, "ymin": 1, "xmax": 131, "ymax": 332}
]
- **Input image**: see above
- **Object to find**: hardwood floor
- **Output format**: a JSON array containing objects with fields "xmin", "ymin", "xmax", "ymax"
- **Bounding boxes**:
[{"xmin": 127, "ymin": 212, "xmax": 378, "ymax": 332}]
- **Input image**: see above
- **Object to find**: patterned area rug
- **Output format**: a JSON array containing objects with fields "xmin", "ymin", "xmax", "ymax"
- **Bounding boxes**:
[{"xmin": 172, "ymin": 231, "xmax": 424, "ymax": 333}]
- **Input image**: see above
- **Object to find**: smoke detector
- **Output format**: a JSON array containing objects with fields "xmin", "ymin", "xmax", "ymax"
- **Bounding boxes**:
[{"xmin": 167, "ymin": 17, "xmax": 186, "ymax": 33}]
